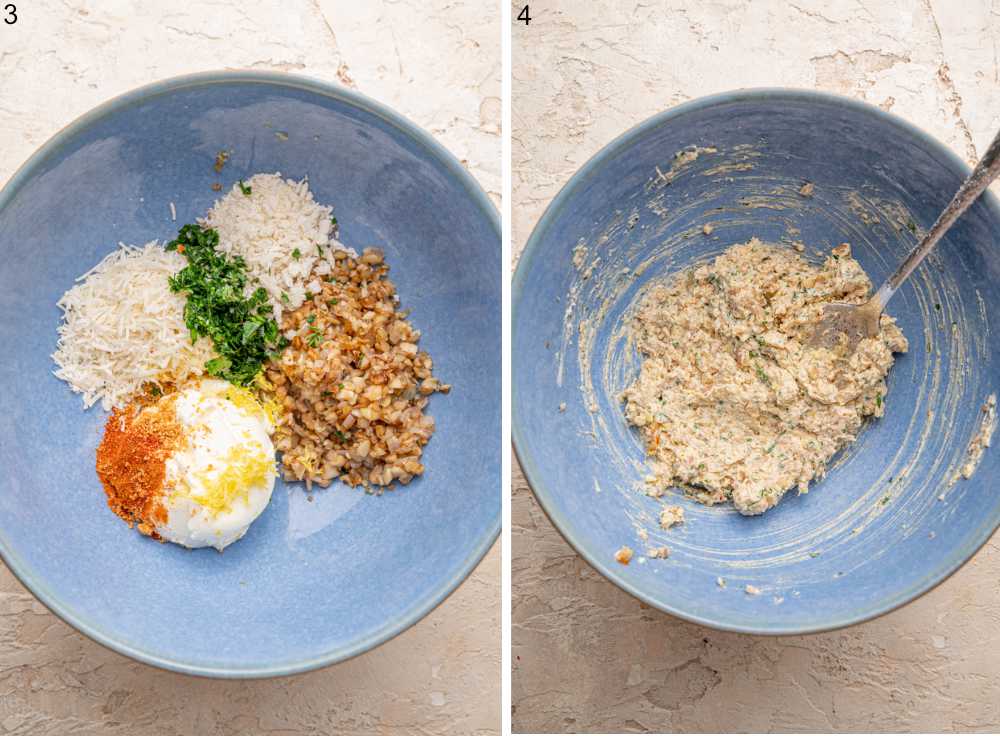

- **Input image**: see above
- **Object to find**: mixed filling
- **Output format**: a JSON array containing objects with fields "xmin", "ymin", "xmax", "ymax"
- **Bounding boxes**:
[
  {"xmin": 56, "ymin": 173, "xmax": 448, "ymax": 550},
  {"xmin": 622, "ymin": 238, "xmax": 907, "ymax": 515}
]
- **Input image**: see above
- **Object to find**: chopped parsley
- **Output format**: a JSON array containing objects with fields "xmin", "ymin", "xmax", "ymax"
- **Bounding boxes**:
[
  {"xmin": 876, "ymin": 394, "xmax": 883, "ymax": 408},
  {"xmin": 754, "ymin": 362, "xmax": 771, "ymax": 386},
  {"xmin": 327, "ymin": 299, "xmax": 339, "ymax": 307},
  {"xmin": 292, "ymin": 248, "xmax": 301, "ymax": 260},
  {"xmin": 165, "ymin": 223, "xmax": 285, "ymax": 385},
  {"xmin": 306, "ymin": 314, "xmax": 316, "ymax": 324},
  {"xmin": 238, "ymin": 179, "xmax": 252, "ymax": 196},
  {"xmin": 330, "ymin": 216, "xmax": 338, "ymax": 225},
  {"xmin": 281, "ymin": 292, "xmax": 290, "ymax": 304}
]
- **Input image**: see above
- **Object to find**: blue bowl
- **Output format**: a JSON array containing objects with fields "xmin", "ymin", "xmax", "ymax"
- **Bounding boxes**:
[
  {"xmin": 513, "ymin": 89, "xmax": 1000, "ymax": 634},
  {"xmin": 0, "ymin": 72, "xmax": 500, "ymax": 676}
]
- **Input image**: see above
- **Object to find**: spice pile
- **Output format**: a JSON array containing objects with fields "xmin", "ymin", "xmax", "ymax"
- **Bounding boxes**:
[{"xmin": 96, "ymin": 395, "xmax": 183, "ymax": 537}]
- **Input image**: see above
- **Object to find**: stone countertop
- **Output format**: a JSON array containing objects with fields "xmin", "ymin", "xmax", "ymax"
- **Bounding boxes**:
[
  {"xmin": 0, "ymin": 2, "xmax": 499, "ymax": 735},
  {"xmin": 512, "ymin": 1, "xmax": 1000, "ymax": 732}
]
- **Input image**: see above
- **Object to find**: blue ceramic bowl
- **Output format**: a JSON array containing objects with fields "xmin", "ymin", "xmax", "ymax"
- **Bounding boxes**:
[
  {"xmin": 513, "ymin": 89, "xmax": 1000, "ymax": 634},
  {"xmin": 0, "ymin": 72, "xmax": 500, "ymax": 676}
]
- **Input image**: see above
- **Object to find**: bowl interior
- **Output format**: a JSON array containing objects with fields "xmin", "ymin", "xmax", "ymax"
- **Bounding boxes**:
[
  {"xmin": 0, "ymin": 75, "xmax": 500, "ymax": 675},
  {"xmin": 513, "ymin": 91, "xmax": 1000, "ymax": 633}
]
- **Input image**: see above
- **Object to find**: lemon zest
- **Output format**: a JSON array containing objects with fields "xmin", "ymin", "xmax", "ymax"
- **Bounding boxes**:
[{"xmin": 192, "ymin": 442, "xmax": 274, "ymax": 515}]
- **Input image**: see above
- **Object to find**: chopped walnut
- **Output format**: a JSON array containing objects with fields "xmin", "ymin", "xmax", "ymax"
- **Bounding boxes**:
[{"xmin": 266, "ymin": 248, "xmax": 449, "ymax": 491}]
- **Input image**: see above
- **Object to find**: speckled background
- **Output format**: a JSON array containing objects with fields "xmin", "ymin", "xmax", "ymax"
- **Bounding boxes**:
[
  {"xmin": 0, "ymin": 2, "xmax": 499, "ymax": 734},
  {"xmin": 512, "ymin": 1, "xmax": 1000, "ymax": 733}
]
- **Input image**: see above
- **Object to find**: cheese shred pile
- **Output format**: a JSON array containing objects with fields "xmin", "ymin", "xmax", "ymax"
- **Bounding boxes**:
[{"xmin": 53, "ymin": 243, "xmax": 217, "ymax": 410}]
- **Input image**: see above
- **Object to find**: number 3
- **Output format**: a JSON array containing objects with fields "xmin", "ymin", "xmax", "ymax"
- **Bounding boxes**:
[{"xmin": 3, "ymin": 4, "xmax": 15, "ymax": 24}]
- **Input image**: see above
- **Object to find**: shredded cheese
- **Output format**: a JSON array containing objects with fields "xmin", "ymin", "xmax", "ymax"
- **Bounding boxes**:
[{"xmin": 53, "ymin": 243, "xmax": 217, "ymax": 410}]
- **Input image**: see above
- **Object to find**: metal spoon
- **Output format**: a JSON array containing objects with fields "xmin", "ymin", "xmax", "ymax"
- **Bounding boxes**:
[{"xmin": 809, "ymin": 128, "xmax": 1000, "ymax": 351}]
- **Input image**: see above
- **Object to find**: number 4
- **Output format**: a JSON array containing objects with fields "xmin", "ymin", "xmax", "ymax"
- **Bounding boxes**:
[{"xmin": 517, "ymin": 4, "xmax": 530, "ymax": 26}]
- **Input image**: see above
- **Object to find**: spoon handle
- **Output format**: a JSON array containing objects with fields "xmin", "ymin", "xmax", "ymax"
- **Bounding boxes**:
[{"xmin": 874, "ymin": 128, "xmax": 1000, "ymax": 308}]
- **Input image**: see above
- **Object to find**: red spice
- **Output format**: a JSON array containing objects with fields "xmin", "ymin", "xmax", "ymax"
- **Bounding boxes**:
[{"xmin": 95, "ymin": 398, "xmax": 183, "ymax": 538}]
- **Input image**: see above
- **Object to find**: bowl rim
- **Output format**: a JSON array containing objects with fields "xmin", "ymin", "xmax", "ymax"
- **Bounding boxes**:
[
  {"xmin": 512, "ymin": 86, "xmax": 1000, "ymax": 636},
  {"xmin": 0, "ymin": 69, "xmax": 500, "ymax": 678}
]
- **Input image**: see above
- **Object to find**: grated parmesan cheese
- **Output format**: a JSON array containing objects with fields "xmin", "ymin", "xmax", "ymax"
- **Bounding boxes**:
[
  {"xmin": 202, "ymin": 173, "xmax": 355, "ymax": 323},
  {"xmin": 53, "ymin": 243, "xmax": 216, "ymax": 410}
]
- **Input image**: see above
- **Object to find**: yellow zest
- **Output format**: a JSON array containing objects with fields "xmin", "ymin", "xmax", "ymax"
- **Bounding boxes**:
[
  {"xmin": 298, "ymin": 447, "xmax": 318, "ymax": 475},
  {"xmin": 223, "ymin": 384, "xmax": 281, "ymax": 427},
  {"xmin": 193, "ymin": 442, "xmax": 274, "ymax": 515}
]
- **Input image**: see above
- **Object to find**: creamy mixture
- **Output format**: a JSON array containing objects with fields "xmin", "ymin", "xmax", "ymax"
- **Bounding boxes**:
[
  {"xmin": 622, "ymin": 239, "xmax": 907, "ymax": 515},
  {"xmin": 158, "ymin": 380, "xmax": 276, "ymax": 550}
]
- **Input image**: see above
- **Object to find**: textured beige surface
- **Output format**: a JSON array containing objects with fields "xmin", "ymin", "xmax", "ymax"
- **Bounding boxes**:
[
  {"xmin": 0, "ymin": 2, "xmax": 499, "ymax": 734},
  {"xmin": 512, "ymin": 1, "xmax": 1000, "ymax": 732}
]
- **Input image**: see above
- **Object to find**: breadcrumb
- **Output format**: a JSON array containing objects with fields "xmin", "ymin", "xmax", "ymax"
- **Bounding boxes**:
[
  {"xmin": 659, "ymin": 505, "xmax": 685, "ymax": 529},
  {"xmin": 615, "ymin": 546, "xmax": 634, "ymax": 565}
]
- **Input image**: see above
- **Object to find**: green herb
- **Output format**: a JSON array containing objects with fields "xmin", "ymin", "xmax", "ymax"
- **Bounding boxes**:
[
  {"xmin": 809, "ymin": 551, "xmax": 820, "ymax": 558},
  {"xmin": 754, "ymin": 362, "xmax": 771, "ymax": 387},
  {"xmin": 317, "ymin": 245, "xmax": 324, "ymax": 256},
  {"xmin": 307, "ymin": 330, "xmax": 323, "ymax": 348},
  {"xmin": 306, "ymin": 314, "xmax": 316, "ymax": 324},
  {"xmin": 327, "ymin": 299, "xmax": 339, "ymax": 307},
  {"xmin": 334, "ymin": 430, "xmax": 349, "ymax": 442},
  {"xmin": 149, "ymin": 385, "xmax": 162, "ymax": 397},
  {"xmin": 880, "ymin": 494, "xmax": 891, "ymax": 506},
  {"xmin": 876, "ymin": 394, "xmax": 883, "ymax": 408},
  {"xmin": 934, "ymin": 303, "xmax": 941, "ymax": 311},
  {"xmin": 321, "ymin": 390, "xmax": 331, "ymax": 397},
  {"xmin": 281, "ymin": 292, "xmax": 290, "ymax": 304},
  {"xmin": 238, "ymin": 180, "xmax": 252, "ymax": 196},
  {"xmin": 907, "ymin": 220, "xmax": 917, "ymax": 233},
  {"xmin": 330, "ymin": 216, "xmax": 338, "ymax": 225},
  {"xmin": 305, "ymin": 291, "xmax": 314, "ymax": 301},
  {"xmin": 292, "ymin": 248, "xmax": 301, "ymax": 260},
  {"xmin": 165, "ymin": 223, "xmax": 282, "ymax": 385}
]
